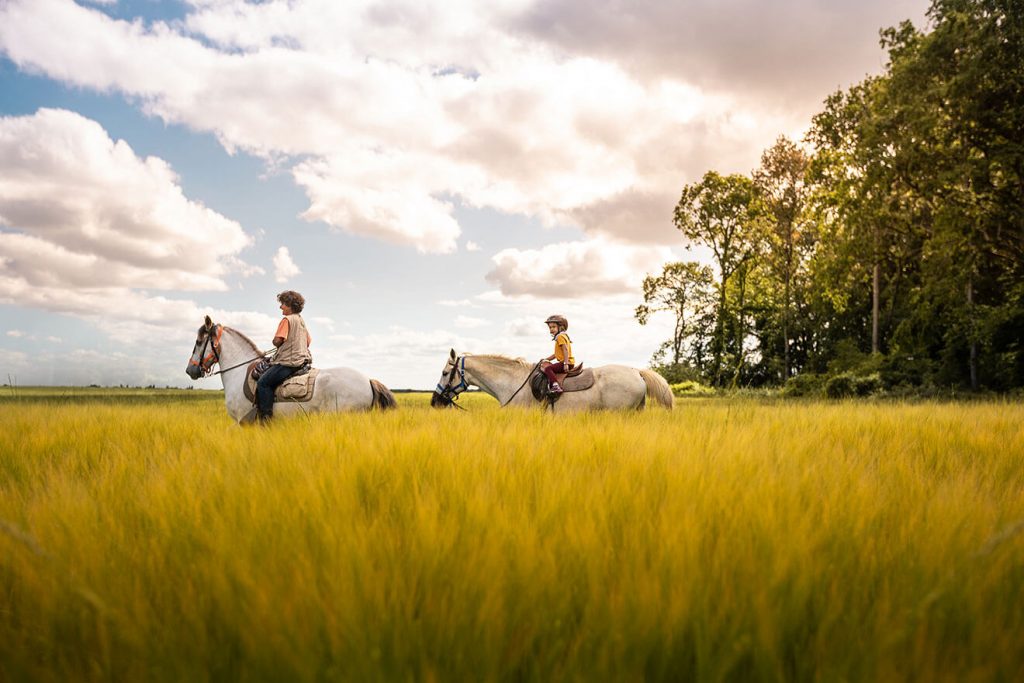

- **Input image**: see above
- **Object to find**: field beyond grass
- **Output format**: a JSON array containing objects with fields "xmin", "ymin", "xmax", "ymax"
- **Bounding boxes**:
[{"xmin": 1, "ymin": 389, "xmax": 1022, "ymax": 681}]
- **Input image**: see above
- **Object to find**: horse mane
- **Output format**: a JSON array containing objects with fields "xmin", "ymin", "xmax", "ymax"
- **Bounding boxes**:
[
  {"xmin": 222, "ymin": 326, "xmax": 262, "ymax": 355},
  {"xmin": 472, "ymin": 354, "xmax": 532, "ymax": 370}
]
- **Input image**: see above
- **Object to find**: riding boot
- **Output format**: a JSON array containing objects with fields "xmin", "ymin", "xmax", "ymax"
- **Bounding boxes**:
[{"xmin": 548, "ymin": 382, "xmax": 563, "ymax": 394}]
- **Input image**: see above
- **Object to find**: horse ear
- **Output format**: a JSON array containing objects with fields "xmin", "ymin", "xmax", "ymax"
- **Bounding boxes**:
[
  {"xmin": 449, "ymin": 348, "xmax": 457, "ymax": 361},
  {"xmin": 204, "ymin": 315, "xmax": 213, "ymax": 330}
]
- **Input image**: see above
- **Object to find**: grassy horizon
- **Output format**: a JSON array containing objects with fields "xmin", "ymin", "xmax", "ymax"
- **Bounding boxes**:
[{"xmin": 1, "ymin": 392, "xmax": 1022, "ymax": 681}]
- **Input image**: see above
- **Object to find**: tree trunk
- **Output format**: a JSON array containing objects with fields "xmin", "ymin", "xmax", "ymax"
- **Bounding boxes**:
[
  {"xmin": 872, "ymin": 225, "xmax": 880, "ymax": 354},
  {"xmin": 967, "ymin": 278, "xmax": 977, "ymax": 390},
  {"xmin": 735, "ymin": 264, "xmax": 747, "ymax": 386},
  {"xmin": 713, "ymin": 274, "xmax": 728, "ymax": 385},
  {"xmin": 673, "ymin": 305, "xmax": 684, "ymax": 366},
  {"xmin": 783, "ymin": 271, "xmax": 791, "ymax": 380},
  {"xmin": 737, "ymin": 262, "xmax": 753, "ymax": 387}
]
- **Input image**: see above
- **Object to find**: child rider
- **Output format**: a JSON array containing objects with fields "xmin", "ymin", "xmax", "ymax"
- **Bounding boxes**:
[{"xmin": 541, "ymin": 314, "xmax": 574, "ymax": 394}]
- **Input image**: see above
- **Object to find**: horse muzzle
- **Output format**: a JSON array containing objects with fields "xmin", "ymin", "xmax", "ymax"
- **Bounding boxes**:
[{"xmin": 430, "ymin": 392, "xmax": 454, "ymax": 409}]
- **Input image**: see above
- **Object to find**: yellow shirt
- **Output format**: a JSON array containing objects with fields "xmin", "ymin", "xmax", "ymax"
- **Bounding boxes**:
[{"xmin": 554, "ymin": 332, "xmax": 574, "ymax": 365}]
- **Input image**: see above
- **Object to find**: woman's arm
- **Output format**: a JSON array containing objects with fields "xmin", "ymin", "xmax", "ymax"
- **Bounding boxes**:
[{"xmin": 273, "ymin": 318, "xmax": 288, "ymax": 347}]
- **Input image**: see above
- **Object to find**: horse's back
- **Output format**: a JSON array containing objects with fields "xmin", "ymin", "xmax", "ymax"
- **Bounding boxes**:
[
  {"xmin": 550, "ymin": 364, "xmax": 646, "ymax": 411},
  {"xmin": 275, "ymin": 365, "xmax": 374, "ymax": 414},
  {"xmin": 594, "ymin": 364, "xmax": 647, "ymax": 385},
  {"xmin": 317, "ymin": 366, "xmax": 375, "ymax": 403}
]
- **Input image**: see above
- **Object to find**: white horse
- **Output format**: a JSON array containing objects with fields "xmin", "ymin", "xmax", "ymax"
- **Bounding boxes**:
[
  {"xmin": 430, "ymin": 348, "xmax": 674, "ymax": 412},
  {"xmin": 185, "ymin": 315, "xmax": 396, "ymax": 423}
]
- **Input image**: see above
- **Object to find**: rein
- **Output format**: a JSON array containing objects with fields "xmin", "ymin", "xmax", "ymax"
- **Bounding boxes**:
[
  {"xmin": 500, "ymin": 362, "xmax": 541, "ymax": 407},
  {"xmin": 194, "ymin": 325, "xmax": 273, "ymax": 377},
  {"xmin": 211, "ymin": 350, "xmax": 274, "ymax": 376},
  {"xmin": 434, "ymin": 356, "xmax": 541, "ymax": 410}
]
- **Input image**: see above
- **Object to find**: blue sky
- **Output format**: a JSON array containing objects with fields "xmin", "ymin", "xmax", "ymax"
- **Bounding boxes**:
[{"xmin": 0, "ymin": 0, "xmax": 926, "ymax": 390}]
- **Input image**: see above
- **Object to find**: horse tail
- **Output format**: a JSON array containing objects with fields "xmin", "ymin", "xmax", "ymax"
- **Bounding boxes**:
[
  {"xmin": 639, "ymin": 369, "xmax": 674, "ymax": 409},
  {"xmin": 369, "ymin": 379, "xmax": 398, "ymax": 410}
]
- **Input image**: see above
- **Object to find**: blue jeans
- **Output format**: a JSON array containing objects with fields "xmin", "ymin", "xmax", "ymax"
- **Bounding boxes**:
[{"xmin": 256, "ymin": 364, "xmax": 299, "ymax": 419}]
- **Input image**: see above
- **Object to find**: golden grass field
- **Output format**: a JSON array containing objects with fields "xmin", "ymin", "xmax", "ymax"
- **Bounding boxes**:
[{"xmin": 1, "ymin": 388, "xmax": 1022, "ymax": 681}]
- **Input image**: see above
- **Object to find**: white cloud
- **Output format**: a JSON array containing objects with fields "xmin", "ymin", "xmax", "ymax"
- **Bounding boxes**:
[
  {"xmin": 0, "ymin": 108, "xmax": 273, "ymax": 377},
  {"xmin": 3, "ymin": 330, "xmax": 62, "ymax": 343},
  {"xmin": 486, "ymin": 238, "xmax": 675, "ymax": 298},
  {"xmin": 438, "ymin": 298, "xmax": 475, "ymax": 307},
  {"xmin": 0, "ymin": 0, "xmax": 862, "ymax": 255},
  {"xmin": 293, "ymin": 154, "xmax": 461, "ymax": 253},
  {"xmin": 272, "ymin": 246, "xmax": 301, "ymax": 283},
  {"xmin": 503, "ymin": 317, "xmax": 537, "ymax": 337},
  {"xmin": 309, "ymin": 316, "xmax": 335, "ymax": 332},
  {"xmin": 453, "ymin": 314, "xmax": 490, "ymax": 329},
  {"xmin": 465, "ymin": 240, "xmax": 481, "ymax": 252},
  {"xmin": 513, "ymin": 0, "xmax": 928, "ymax": 107},
  {"xmin": 0, "ymin": 108, "xmax": 255, "ymax": 299}
]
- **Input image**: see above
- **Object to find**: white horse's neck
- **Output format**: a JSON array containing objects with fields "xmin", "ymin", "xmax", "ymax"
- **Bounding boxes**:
[
  {"xmin": 464, "ymin": 355, "xmax": 535, "ymax": 407},
  {"xmin": 216, "ymin": 327, "xmax": 264, "ymax": 421}
]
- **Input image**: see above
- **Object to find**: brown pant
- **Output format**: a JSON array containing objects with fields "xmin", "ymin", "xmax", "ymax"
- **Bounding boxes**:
[{"xmin": 543, "ymin": 362, "xmax": 566, "ymax": 384}]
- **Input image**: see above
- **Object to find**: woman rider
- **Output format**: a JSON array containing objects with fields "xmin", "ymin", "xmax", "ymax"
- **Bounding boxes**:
[{"xmin": 256, "ymin": 290, "xmax": 312, "ymax": 422}]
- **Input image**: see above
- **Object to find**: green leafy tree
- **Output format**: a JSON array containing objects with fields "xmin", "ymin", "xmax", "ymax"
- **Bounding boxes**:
[
  {"xmin": 635, "ymin": 262, "xmax": 716, "ymax": 378},
  {"xmin": 753, "ymin": 136, "xmax": 813, "ymax": 379},
  {"xmin": 673, "ymin": 172, "xmax": 767, "ymax": 384}
]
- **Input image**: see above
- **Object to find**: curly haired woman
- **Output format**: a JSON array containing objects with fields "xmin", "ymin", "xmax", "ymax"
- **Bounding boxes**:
[{"xmin": 256, "ymin": 290, "xmax": 312, "ymax": 422}]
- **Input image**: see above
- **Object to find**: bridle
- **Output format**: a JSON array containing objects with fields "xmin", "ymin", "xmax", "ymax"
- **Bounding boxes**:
[
  {"xmin": 189, "ymin": 324, "xmax": 272, "ymax": 377},
  {"xmin": 189, "ymin": 325, "xmax": 223, "ymax": 377},
  {"xmin": 434, "ymin": 355, "xmax": 470, "ymax": 409}
]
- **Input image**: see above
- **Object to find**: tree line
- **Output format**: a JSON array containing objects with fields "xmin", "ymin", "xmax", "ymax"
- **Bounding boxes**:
[{"xmin": 637, "ymin": 0, "xmax": 1023, "ymax": 395}]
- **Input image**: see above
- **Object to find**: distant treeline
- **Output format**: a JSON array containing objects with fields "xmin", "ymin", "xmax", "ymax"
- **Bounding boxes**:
[{"xmin": 639, "ymin": 0, "xmax": 1023, "ymax": 395}]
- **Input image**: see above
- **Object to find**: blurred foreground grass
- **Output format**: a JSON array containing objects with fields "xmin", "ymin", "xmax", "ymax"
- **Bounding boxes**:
[{"xmin": 1, "ymin": 389, "xmax": 1022, "ymax": 681}]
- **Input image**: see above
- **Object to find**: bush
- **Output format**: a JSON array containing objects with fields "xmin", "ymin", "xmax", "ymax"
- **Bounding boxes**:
[
  {"xmin": 783, "ymin": 373, "xmax": 825, "ymax": 397},
  {"xmin": 652, "ymin": 363, "xmax": 703, "ymax": 385},
  {"xmin": 878, "ymin": 354, "xmax": 935, "ymax": 389},
  {"xmin": 825, "ymin": 372, "xmax": 882, "ymax": 399},
  {"xmin": 824, "ymin": 373, "xmax": 856, "ymax": 398},
  {"xmin": 670, "ymin": 380, "xmax": 716, "ymax": 398},
  {"xmin": 854, "ymin": 373, "xmax": 882, "ymax": 396}
]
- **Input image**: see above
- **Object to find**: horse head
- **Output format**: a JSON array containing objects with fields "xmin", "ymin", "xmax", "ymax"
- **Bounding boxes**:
[
  {"xmin": 185, "ymin": 315, "xmax": 222, "ymax": 380},
  {"xmin": 431, "ymin": 348, "xmax": 468, "ymax": 408}
]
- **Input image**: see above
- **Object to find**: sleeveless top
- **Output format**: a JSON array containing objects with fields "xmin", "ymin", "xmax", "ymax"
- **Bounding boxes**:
[{"xmin": 274, "ymin": 313, "xmax": 312, "ymax": 367}]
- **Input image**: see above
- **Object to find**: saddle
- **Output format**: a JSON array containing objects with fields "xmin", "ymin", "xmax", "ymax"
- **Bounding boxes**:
[
  {"xmin": 243, "ymin": 361, "xmax": 318, "ymax": 404},
  {"xmin": 530, "ymin": 363, "xmax": 594, "ymax": 402}
]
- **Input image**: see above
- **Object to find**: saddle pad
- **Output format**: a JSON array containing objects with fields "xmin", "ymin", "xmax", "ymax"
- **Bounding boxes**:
[
  {"xmin": 562, "ymin": 368, "xmax": 595, "ymax": 392},
  {"xmin": 244, "ymin": 366, "xmax": 319, "ymax": 404},
  {"xmin": 530, "ymin": 368, "xmax": 595, "ymax": 401}
]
